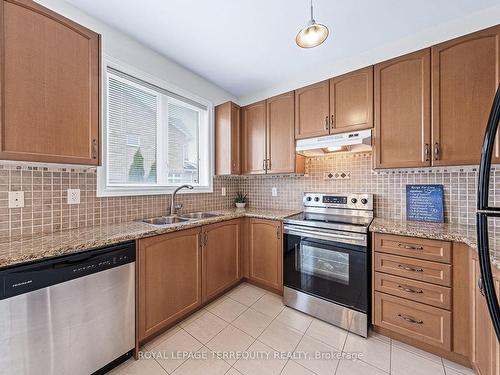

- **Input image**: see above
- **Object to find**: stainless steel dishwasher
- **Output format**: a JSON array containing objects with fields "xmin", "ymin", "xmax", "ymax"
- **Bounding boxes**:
[{"xmin": 0, "ymin": 241, "xmax": 136, "ymax": 375}]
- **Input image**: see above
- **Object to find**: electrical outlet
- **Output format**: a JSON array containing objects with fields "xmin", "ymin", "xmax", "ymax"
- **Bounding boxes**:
[
  {"xmin": 67, "ymin": 189, "xmax": 81, "ymax": 205},
  {"xmin": 221, "ymin": 187, "xmax": 226, "ymax": 196},
  {"xmin": 272, "ymin": 187, "xmax": 278, "ymax": 197},
  {"xmin": 8, "ymin": 191, "xmax": 24, "ymax": 208}
]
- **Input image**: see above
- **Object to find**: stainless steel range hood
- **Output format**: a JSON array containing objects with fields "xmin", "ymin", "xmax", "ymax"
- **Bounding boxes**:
[{"xmin": 296, "ymin": 129, "xmax": 372, "ymax": 156}]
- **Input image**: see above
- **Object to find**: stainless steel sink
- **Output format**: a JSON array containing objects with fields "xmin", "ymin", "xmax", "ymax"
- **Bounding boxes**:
[
  {"xmin": 178, "ymin": 212, "xmax": 222, "ymax": 220},
  {"xmin": 142, "ymin": 216, "xmax": 190, "ymax": 225}
]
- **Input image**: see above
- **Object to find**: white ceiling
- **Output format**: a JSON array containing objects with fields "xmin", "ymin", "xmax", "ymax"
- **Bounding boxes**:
[{"xmin": 66, "ymin": 0, "xmax": 500, "ymax": 103}]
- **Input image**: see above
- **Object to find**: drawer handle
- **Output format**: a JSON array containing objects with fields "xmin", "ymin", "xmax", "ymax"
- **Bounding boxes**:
[
  {"xmin": 398, "ymin": 264, "xmax": 424, "ymax": 273},
  {"xmin": 397, "ymin": 285, "xmax": 424, "ymax": 294},
  {"xmin": 398, "ymin": 243, "xmax": 424, "ymax": 250},
  {"xmin": 398, "ymin": 313, "xmax": 423, "ymax": 325}
]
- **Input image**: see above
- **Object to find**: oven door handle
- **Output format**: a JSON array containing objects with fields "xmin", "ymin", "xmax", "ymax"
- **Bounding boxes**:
[{"xmin": 283, "ymin": 225, "xmax": 366, "ymax": 245}]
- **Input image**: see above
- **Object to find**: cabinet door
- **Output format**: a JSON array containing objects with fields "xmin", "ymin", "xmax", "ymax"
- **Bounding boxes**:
[
  {"xmin": 266, "ymin": 91, "xmax": 296, "ymax": 174},
  {"xmin": 248, "ymin": 219, "xmax": 282, "ymax": 293},
  {"xmin": 330, "ymin": 66, "xmax": 373, "ymax": 133},
  {"xmin": 242, "ymin": 101, "xmax": 266, "ymax": 174},
  {"xmin": 432, "ymin": 25, "xmax": 500, "ymax": 166},
  {"xmin": 202, "ymin": 219, "xmax": 240, "ymax": 302},
  {"xmin": 215, "ymin": 102, "xmax": 241, "ymax": 175},
  {"xmin": 295, "ymin": 80, "xmax": 330, "ymax": 139},
  {"xmin": 374, "ymin": 49, "xmax": 431, "ymax": 168},
  {"xmin": 231, "ymin": 103, "xmax": 242, "ymax": 174},
  {"xmin": 0, "ymin": 0, "xmax": 100, "ymax": 165},
  {"xmin": 138, "ymin": 228, "xmax": 202, "ymax": 342},
  {"xmin": 470, "ymin": 256, "xmax": 499, "ymax": 375}
]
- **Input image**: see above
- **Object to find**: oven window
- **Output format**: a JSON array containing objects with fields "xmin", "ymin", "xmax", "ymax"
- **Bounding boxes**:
[{"xmin": 296, "ymin": 243, "xmax": 349, "ymax": 285}]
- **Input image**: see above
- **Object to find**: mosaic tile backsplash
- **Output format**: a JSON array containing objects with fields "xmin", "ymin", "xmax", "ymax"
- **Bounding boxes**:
[
  {"xmin": 239, "ymin": 152, "xmax": 499, "ymax": 225},
  {"xmin": 0, "ymin": 151, "xmax": 498, "ymax": 240},
  {"xmin": 0, "ymin": 164, "xmax": 240, "ymax": 240}
]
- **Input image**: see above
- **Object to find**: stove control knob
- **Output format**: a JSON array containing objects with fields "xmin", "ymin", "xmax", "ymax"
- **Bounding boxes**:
[
  {"xmin": 351, "ymin": 198, "xmax": 357, "ymax": 204},
  {"xmin": 314, "ymin": 197, "xmax": 320, "ymax": 202},
  {"xmin": 305, "ymin": 196, "xmax": 312, "ymax": 202},
  {"xmin": 361, "ymin": 198, "xmax": 368, "ymax": 205}
]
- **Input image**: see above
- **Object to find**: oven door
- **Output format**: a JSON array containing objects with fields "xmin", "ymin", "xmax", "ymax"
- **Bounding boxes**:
[{"xmin": 283, "ymin": 225, "xmax": 368, "ymax": 313}]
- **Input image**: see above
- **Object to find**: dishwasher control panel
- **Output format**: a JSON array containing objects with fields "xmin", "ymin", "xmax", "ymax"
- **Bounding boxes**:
[{"xmin": 0, "ymin": 241, "xmax": 135, "ymax": 300}]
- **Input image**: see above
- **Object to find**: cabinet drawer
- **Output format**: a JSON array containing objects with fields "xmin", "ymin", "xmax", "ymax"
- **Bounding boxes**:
[
  {"xmin": 374, "ymin": 272, "xmax": 451, "ymax": 309},
  {"xmin": 374, "ymin": 253, "xmax": 452, "ymax": 286},
  {"xmin": 374, "ymin": 292, "xmax": 451, "ymax": 350},
  {"xmin": 374, "ymin": 233, "xmax": 451, "ymax": 263}
]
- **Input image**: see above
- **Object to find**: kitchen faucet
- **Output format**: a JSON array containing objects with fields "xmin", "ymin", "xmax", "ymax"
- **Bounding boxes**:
[{"xmin": 170, "ymin": 184, "xmax": 194, "ymax": 215}]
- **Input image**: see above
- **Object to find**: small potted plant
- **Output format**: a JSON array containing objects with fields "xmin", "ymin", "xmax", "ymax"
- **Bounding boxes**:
[{"xmin": 235, "ymin": 192, "xmax": 247, "ymax": 208}]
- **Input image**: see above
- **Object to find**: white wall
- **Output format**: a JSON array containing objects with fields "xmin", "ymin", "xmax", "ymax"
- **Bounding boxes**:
[
  {"xmin": 238, "ymin": 3, "xmax": 500, "ymax": 106},
  {"xmin": 35, "ymin": 0, "xmax": 237, "ymax": 106}
]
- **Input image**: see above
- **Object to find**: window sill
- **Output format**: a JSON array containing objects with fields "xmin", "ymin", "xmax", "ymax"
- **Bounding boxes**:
[{"xmin": 96, "ymin": 185, "xmax": 213, "ymax": 197}]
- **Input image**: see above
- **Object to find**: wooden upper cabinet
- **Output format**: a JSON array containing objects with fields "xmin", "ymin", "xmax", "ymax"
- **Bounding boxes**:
[
  {"xmin": 242, "ymin": 101, "xmax": 266, "ymax": 174},
  {"xmin": 0, "ymin": 0, "xmax": 100, "ymax": 165},
  {"xmin": 330, "ymin": 66, "xmax": 373, "ymax": 133},
  {"xmin": 202, "ymin": 219, "xmax": 240, "ymax": 302},
  {"xmin": 138, "ymin": 228, "xmax": 202, "ymax": 342},
  {"xmin": 266, "ymin": 92, "xmax": 296, "ymax": 173},
  {"xmin": 215, "ymin": 102, "xmax": 241, "ymax": 175},
  {"xmin": 295, "ymin": 80, "xmax": 330, "ymax": 139},
  {"xmin": 248, "ymin": 218, "xmax": 283, "ymax": 293},
  {"xmin": 432, "ymin": 25, "xmax": 500, "ymax": 166},
  {"xmin": 374, "ymin": 49, "xmax": 431, "ymax": 168}
]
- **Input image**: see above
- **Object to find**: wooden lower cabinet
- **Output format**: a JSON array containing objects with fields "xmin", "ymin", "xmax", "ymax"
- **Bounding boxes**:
[
  {"xmin": 470, "ymin": 254, "xmax": 499, "ymax": 375},
  {"xmin": 247, "ymin": 218, "xmax": 283, "ymax": 293},
  {"xmin": 373, "ymin": 233, "xmax": 500, "ymax": 370},
  {"xmin": 374, "ymin": 291, "xmax": 452, "ymax": 350},
  {"xmin": 138, "ymin": 228, "xmax": 202, "ymax": 342},
  {"xmin": 202, "ymin": 219, "xmax": 240, "ymax": 302}
]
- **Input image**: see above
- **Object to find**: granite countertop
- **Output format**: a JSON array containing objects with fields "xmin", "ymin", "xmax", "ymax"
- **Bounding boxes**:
[
  {"xmin": 0, "ymin": 208, "xmax": 300, "ymax": 270},
  {"xmin": 370, "ymin": 217, "xmax": 500, "ymax": 269}
]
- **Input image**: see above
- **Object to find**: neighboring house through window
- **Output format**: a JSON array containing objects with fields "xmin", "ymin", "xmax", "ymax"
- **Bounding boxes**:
[{"xmin": 98, "ymin": 59, "xmax": 213, "ymax": 197}]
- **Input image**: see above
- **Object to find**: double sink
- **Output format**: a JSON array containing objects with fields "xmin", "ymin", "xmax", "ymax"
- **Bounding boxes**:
[{"xmin": 142, "ymin": 212, "xmax": 223, "ymax": 226}]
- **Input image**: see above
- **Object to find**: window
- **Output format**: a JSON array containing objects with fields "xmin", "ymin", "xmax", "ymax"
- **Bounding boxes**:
[{"xmin": 98, "ymin": 61, "xmax": 213, "ymax": 197}]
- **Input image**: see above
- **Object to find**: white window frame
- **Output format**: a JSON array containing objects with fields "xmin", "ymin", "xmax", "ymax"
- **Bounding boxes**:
[{"xmin": 98, "ymin": 56, "xmax": 214, "ymax": 197}]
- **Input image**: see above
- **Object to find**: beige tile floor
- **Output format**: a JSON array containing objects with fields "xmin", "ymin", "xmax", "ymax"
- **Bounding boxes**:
[{"xmin": 109, "ymin": 283, "xmax": 474, "ymax": 375}]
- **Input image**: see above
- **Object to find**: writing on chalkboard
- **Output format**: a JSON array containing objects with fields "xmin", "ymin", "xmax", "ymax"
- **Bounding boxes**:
[{"xmin": 406, "ymin": 185, "xmax": 444, "ymax": 223}]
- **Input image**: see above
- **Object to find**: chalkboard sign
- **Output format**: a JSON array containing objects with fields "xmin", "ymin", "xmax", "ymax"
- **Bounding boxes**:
[{"xmin": 406, "ymin": 185, "xmax": 444, "ymax": 223}]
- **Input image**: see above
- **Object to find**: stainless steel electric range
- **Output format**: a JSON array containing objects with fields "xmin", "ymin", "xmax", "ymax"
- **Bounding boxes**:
[{"xmin": 283, "ymin": 192, "xmax": 373, "ymax": 337}]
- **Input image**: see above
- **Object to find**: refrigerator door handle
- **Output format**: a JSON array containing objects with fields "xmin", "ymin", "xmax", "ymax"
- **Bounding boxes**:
[{"xmin": 476, "ymin": 83, "xmax": 500, "ymax": 341}]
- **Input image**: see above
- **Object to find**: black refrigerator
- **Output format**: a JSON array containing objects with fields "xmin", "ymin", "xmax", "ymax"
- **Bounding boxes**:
[{"xmin": 477, "ymin": 83, "xmax": 500, "ymax": 341}]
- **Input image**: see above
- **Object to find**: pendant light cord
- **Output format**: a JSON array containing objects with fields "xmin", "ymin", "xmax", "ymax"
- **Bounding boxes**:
[{"xmin": 310, "ymin": 0, "xmax": 314, "ymax": 22}]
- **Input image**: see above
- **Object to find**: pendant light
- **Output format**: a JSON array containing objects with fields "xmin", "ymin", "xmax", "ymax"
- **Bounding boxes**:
[{"xmin": 296, "ymin": 0, "xmax": 329, "ymax": 48}]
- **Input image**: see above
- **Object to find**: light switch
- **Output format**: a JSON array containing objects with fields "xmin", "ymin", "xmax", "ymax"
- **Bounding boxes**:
[
  {"xmin": 8, "ymin": 191, "xmax": 24, "ymax": 208},
  {"xmin": 272, "ymin": 187, "xmax": 278, "ymax": 197},
  {"xmin": 67, "ymin": 189, "xmax": 81, "ymax": 205}
]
